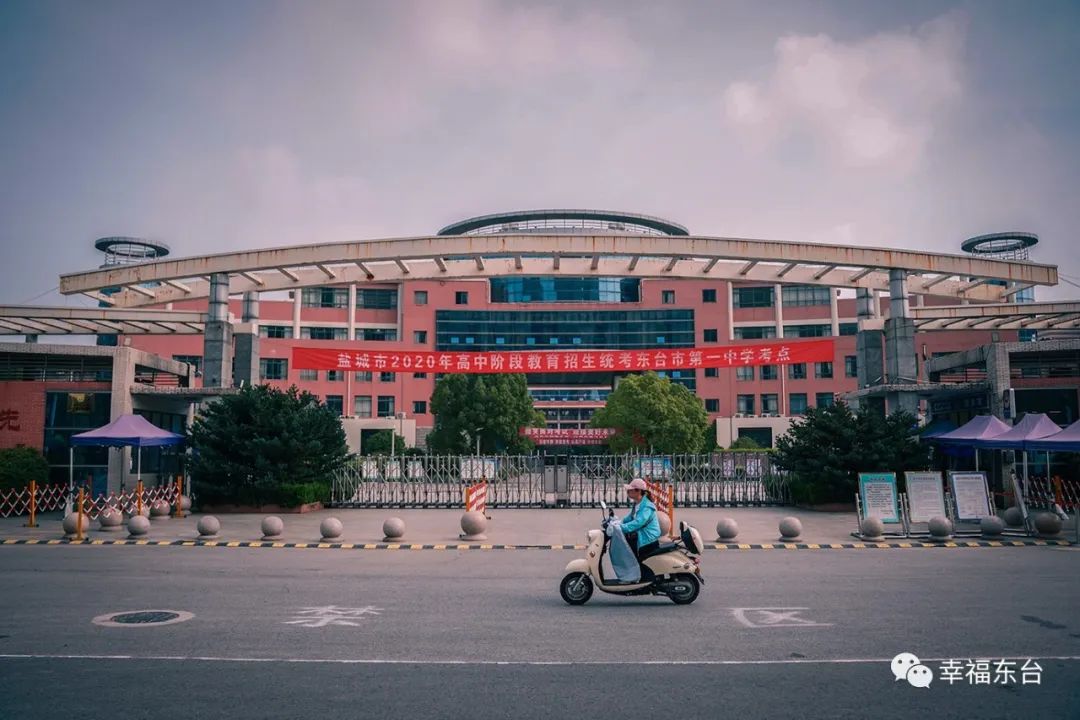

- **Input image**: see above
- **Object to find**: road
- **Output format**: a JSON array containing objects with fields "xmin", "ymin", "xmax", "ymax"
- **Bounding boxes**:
[{"xmin": 0, "ymin": 545, "xmax": 1078, "ymax": 719}]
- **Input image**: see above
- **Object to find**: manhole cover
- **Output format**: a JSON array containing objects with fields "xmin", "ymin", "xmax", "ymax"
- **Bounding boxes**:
[{"xmin": 93, "ymin": 610, "xmax": 194, "ymax": 628}]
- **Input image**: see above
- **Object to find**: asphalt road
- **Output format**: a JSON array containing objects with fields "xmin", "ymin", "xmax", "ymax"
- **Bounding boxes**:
[{"xmin": 0, "ymin": 545, "xmax": 1078, "ymax": 719}]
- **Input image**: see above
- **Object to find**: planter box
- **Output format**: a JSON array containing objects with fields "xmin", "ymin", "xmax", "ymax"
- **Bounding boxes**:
[{"xmin": 197, "ymin": 502, "xmax": 324, "ymax": 514}]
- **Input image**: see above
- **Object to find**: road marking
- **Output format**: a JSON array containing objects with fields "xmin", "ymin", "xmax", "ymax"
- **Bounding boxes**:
[
  {"xmin": 732, "ymin": 607, "xmax": 832, "ymax": 628},
  {"xmin": 283, "ymin": 605, "xmax": 382, "ymax": 628}
]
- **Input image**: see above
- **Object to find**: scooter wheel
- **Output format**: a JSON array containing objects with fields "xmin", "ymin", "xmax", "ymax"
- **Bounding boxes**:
[
  {"xmin": 667, "ymin": 573, "xmax": 701, "ymax": 605},
  {"xmin": 560, "ymin": 572, "xmax": 593, "ymax": 605}
]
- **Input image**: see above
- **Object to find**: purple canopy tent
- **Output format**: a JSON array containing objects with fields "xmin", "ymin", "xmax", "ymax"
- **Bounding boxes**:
[
  {"xmin": 70, "ymin": 414, "xmax": 185, "ymax": 495},
  {"xmin": 1024, "ymin": 419, "xmax": 1080, "ymax": 452},
  {"xmin": 932, "ymin": 415, "xmax": 1011, "ymax": 471},
  {"xmin": 971, "ymin": 413, "xmax": 1063, "ymax": 497}
]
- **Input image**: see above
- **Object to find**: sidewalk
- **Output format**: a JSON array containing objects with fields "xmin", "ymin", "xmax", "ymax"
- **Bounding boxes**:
[{"xmin": 0, "ymin": 507, "xmax": 1072, "ymax": 548}]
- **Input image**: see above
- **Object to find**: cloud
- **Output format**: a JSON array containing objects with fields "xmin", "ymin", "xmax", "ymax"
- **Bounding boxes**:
[{"xmin": 723, "ymin": 13, "xmax": 967, "ymax": 170}]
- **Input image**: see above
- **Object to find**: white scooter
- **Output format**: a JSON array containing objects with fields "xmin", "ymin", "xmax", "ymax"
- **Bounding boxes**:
[{"xmin": 559, "ymin": 501, "xmax": 705, "ymax": 605}]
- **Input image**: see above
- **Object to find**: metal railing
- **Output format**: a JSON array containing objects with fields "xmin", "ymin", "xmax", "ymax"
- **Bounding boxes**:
[{"xmin": 0, "ymin": 482, "xmax": 177, "ymax": 519}]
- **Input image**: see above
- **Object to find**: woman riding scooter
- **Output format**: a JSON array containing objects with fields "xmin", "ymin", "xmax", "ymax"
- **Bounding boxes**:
[{"xmin": 621, "ymin": 478, "xmax": 661, "ymax": 559}]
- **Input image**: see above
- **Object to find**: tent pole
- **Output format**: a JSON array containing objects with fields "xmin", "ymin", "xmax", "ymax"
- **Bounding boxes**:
[
  {"xmin": 66, "ymin": 447, "xmax": 74, "ymax": 515},
  {"xmin": 137, "ymin": 447, "xmax": 142, "ymax": 488}
]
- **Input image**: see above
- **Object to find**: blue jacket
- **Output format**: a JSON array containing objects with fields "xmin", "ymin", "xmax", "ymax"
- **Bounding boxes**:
[{"xmin": 621, "ymin": 495, "xmax": 661, "ymax": 548}]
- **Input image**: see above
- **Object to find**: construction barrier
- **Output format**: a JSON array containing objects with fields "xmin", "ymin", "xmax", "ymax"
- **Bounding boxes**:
[
  {"xmin": 645, "ymin": 479, "xmax": 675, "ymax": 534},
  {"xmin": 0, "ymin": 482, "xmax": 177, "ymax": 520},
  {"xmin": 465, "ymin": 481, "xmax": 488, "ymax": 514}
]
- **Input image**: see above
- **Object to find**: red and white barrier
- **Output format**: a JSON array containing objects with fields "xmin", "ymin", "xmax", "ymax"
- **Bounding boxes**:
[
  {"xmin": 645, "ymin": 480, "xmax": 675, "ymax": 533},
  {"xmin": 465, "ymin": 482, "xmax": 488, "ymax": 514}
]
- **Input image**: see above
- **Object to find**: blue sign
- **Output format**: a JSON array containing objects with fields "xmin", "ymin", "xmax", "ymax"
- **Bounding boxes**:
[{"xmin": 858, "ymin": 472, "xmax": 900, "ymax": 524}]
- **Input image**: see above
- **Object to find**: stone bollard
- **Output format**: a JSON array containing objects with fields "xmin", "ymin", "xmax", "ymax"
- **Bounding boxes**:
[
  {"xmin": 149, "ymin": 500, "xmax": 171, "ymax": 521},
  {"xmin": 127, "ymin": 515, "xmax": 151, "ymax": 539},
  {"xmin": 778, "ymin": 516, "xmax": 802, "ymax": 542},
  {"xmin": 197, "ymin": 515, "xmax": 220, "ymax": 539},
  {"xmin": 261, "ymin": 516, "xmax": 284, "ymax": 540},
  {"xmin": 1033, "ymin": 512, "xmax": 1063, "ymax": 538},
  {"xmin": 179, "ymin": 495, "xmax": 192, "ymax": 512},
  {"xmin": 320, "ymin": 517, "xmax": 343, "ymax": 540},
  {"xmin": 980, "ymin": 516, "xmax": 1005, "ymax": 537},
  {"xmin": 657, "ymin": 512, "xmax": 672, "ymax": 539},
  {"xmin": 1002, "ymin": 506, "xmax": 1023, "ymax": 527},
  {"xmin": 459, "ymin": 511, "xmax": 488, "ymax": 541},
  {"xmin": 715, "ymin": 517, "xmax": 739, "ymax": 542},
  {"xmin": 62, "ymin": 512, "xmax": 93, "ymax": 538},
  {"xmin": 928, "ymin": 516, "xmax": 952, "ymax": 541},
  {"xmin": 98, "ymin": 508, "xmax": 124, "ymax": 532},
  {"xmin": 383, "ymin": 517, "xmax": 406, "ymax": 541},
  {"xmin": 859, "ymin": 516, "xmax": 885, "ymax": 542}
]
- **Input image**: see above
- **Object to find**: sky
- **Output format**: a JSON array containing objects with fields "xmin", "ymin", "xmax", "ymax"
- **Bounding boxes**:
[{"xmin": 2, "ymin": 0, "xmax": 1079, "ymax": 306}]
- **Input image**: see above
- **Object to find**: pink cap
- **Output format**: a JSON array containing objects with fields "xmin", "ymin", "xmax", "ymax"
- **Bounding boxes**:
[{"xmin": 624, "ymin": 478, "xmax": 648, "ymax": 491}]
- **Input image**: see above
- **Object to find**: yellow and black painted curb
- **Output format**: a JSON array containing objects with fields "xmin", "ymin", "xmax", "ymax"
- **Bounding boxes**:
[{"xmin": 0, "ymin": 537, "xmax": 1072, "ymax": 550}]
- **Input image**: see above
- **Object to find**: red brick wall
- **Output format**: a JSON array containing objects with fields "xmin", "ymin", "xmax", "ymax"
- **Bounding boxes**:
[{"xmin": 0, "ymin": 382, "xmax": 110, "ymax": 451}]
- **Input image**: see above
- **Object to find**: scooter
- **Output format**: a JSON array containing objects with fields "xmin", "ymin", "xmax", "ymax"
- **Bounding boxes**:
[{"xmin": 559, "ymin": 501, "xmax": 705, "ymax": 605}]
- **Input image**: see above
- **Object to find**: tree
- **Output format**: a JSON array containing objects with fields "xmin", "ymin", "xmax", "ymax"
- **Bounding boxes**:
[
  {"xmin": 189, "ymin": 384, "xmax": 348, "ymax": 505},
  {"xmin": 590, "ymin": 372, "xmax": 709, "ymax": 454},
  {"xmin": 728, "ymin": 436, "xmax": 762, "ymax": 450},
  {"xmin": 0, "ymin": 446, "xmax": 50, "ymax": 491},
  {"xmin": 362, "ymin": 430, "xmax": 406, "ymax": 456},
  {"xmin": 427, "ymin": 374, "xmax": 545, "ymax": 454},
  {"xmin": 773, "ymin": 402, "xmax": 926, "ymax": 504}
]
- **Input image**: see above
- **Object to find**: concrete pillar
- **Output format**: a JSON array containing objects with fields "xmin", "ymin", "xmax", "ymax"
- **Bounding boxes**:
[
  {"xmin": 234, "ymin": 291, "xmax": 260, "ymax": 387},
  {"xmin": 985, "ymin": 344, "xmax": 1011, "ymax": 418},
  {"xmin": 292, "ymin": 290, "xmax": 302, "ymax": 337},
  {"xmin": 773, "ymin": 284, "xmax": 784, "ymax": 338},
  {"xmin": 855, "ymin": 288, "xmax": 884, "ymax": 389},
  {"xmin": 726, "ymin": 282, "xmax": 735, "ymax": 340},
  {"xmin": 829, "ymin": 287, "xmax": 839, "ymax": 337},
  {"xmin": 202, "ymin": 273, "xmax": 234, "ymax": 388},
  {"xmin": 348, "ymin": 283, "xmax": 357, "ymax": 341},
  {"xmin": 884, "ymin": 270, "xmax": 918, "ymax": 414},
  {"xmin": 108, "ymin": 347, "xmax": 137, "ymax": 493}
]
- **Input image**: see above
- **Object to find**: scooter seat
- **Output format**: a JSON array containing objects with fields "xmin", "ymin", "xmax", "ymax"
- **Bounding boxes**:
[{"xmin": 639, "ymin": 542, "xmax": 679, "ymax": 560}]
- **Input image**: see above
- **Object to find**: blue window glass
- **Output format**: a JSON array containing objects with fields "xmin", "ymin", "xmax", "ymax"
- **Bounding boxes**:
[{"xmin": 489, "ymin": 277, "xmax": 640, "ymax": 303}]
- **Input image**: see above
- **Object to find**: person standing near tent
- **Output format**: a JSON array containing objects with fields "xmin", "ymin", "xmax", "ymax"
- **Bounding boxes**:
[{"xmin": 621, "ymin": 478, "xmax": 661, "ymax": 559}]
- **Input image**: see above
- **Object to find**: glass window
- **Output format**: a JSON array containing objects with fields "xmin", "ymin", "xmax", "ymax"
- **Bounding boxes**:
[
  {"xmin": 324, "ymin": 395, "xmax": 343, "ymax": 416},
  {"xmin": 736, "ymin": 394, "xmax": 755, "ymax": 415},
  {"xmin": 172, "ymin": 355, "xmax": 202, "ymax": 374},
  {"xmin": 414, "ymin": 290, "xmax": 428, "ymax": 306},
  {"xmin": 705, "ymin": 399, "xmax": 720, "ymax": 412},
  {"xmin": 380, "ymin": 372, "xmax": 395, "ymax": 382},
  {"xmin": 377, "ymin": 396, "xmax": 396, "ymax": 417},
  {"xmin": 736, "ymin": 366, "xmax": 754, "ymax": 381},
  {"xmin": 816, "ymin": 392, "xmax": 835, "ymax": 408},
  {"xmin": 354, "ymin": 371, "xmax": 372, "ymax": 382},
  {"xmin": 790, "ymin": 393, "xmax": 808, "ymax": 415},
  {"xmin": 845, "ymin": 356, "xmax": 858, "ymax": 378},
  {"xmin": 260, "ymin": 325, "xmax": 293, "ymax": 339},
  {"xmin": 733, "ymin": 286, "xmax": 774, "ymax": 308},
  {"xmin": 259, "ymin": 359, "xmax": 288, "ymax": 380},
  {"xmin": 661, "ymin": 290, "xmax": 675, "ymax": 304},
  {"xmin": 358, "ymin": 328, "xmax": 397, "ymax": 341},
  {"xmin": 414, "ymin": 372, "xmax": 427, "ymax": 379},
  {"xmin": 455, "ymin": 291, "xmax": 469, "ymax": 305},
  {"xmin": 354, "ymin": 396, "xmax": 372, "ymax": 417},
  {"xmin": 815, "ymin": 362, "xmax": 833, "ymax": 379},
  {"xmin": 703, "ymin": 328, "xmax": 718, "ymax": 342},
  {"xmin": 489, "ymin": 277, "xmax": 640, "ymax": 303},
  {"xmin": 301, "ymin": 326, "xmax": 348, "ymax": 340},
  {"xmin": 702, "ymin": 288, "xmax": 717, "ymax": 303},
  {"xmin": 784, "ymin": 324, "xmax": 832, "ymax": 338},
  {"xmin": 781, "ymin": 285, "xmax": 830, "ymax": 307},
  {"xmin": 302, "ymin": 287, "xmax": 348, "ymax": 308},
  {"xmin": 760, "ymin": 365, "xmax": 778, "ymax": 380},
  {"xmin": 356, "ymin": 289, "xmax": 397, "ymax": 310},
  {"xmin": 788, "ymin": 363, "xmax": 807, "ymax": 380},
  {"xmin": 733, "ymin": 326, "xmax": 777, "ymax": 340},
  {"xmin": 839, "ymin": 323, "xmax": 858, "ymax": 336},
  {"xmin": 413, "ymin": 330, "xmax": 427, "ymax": 344},
  {"xmin": 704, "ymin": 367, "xmax": 718, "ymax": 378},
  {"xmin": 412, "ymin": 401, "xmax": 427, "ymax": 415},
  {"xmin": 326, "ymin": 370, "xmax": 344, "ymax": 382},
  {"xmin": 761, "ymin": 393, "xmax": 779, "ymax": 415},
  {"xmin": 299, "ymin": 369, "xmax": 318, "ymax": 381}
]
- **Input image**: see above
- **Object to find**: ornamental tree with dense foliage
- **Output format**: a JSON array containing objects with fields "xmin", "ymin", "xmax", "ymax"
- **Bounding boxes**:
[
  {"xmin": 427, "ymin": 373, "xmax": 545, "ymax": 454},
  {"xmin": 189, "ymin": 384, "xmax": 348, "ymax": 505},
  {"xmin": 0, "ymin": 446, "xmax": 50, "ymax": 491},
  {"xmin": 590, "ymin": 372, "xmax": 709, "ymax": 454}
]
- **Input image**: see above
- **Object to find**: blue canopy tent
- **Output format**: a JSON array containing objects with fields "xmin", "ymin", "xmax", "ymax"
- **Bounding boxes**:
[
  {"xmin": 970, "ymin": 413, "xmax": 1062, "ymax": 499},
  {"xmin": 70, "ymin": 414, "xmax": 185, "ymax": 496},
  {"xmin": 932, "ymin": 415, "xmax": 1011, "ymax": 471}
]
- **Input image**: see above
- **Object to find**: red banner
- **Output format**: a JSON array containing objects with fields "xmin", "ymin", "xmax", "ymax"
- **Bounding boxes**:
[
  {"xmin": 291, "ymin": 339, "xmax": 833, "ymax": 374},
  {"xmin": 520, "ymin": 427, "xmax": 616, "ymax": 445}
]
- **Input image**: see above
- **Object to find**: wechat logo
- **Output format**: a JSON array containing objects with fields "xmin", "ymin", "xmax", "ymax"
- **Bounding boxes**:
[{"xmin": 892, "ymin": 652, "xmax": 933, "ymax": 688}]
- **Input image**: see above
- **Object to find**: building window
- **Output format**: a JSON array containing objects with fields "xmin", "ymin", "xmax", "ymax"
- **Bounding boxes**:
[
  {"xmin": 816, "ymin": 392, "xmax": 835, "ymax": 408},
  {"xmin": 414, "ymin": 372, "xmax": 427, "ymax": 379},
  {"xmin": 259, "ymin": 359, "xmax": 288, "ymax": 380},
  {"xmin": 380, "ymin": 372, "xmax": 395, "ymax": 382},
  {"xmin": 845, "ymin": 356, "xmax": 858, "ymax": 378},
  {"xmin": 704, "ymin": 367, "xmax": 718, "ymax": 378},
  {"xmin": 357, "ymin": 328, "xmax": 397, "ymax": 342},
  {"xmin": 733, "ymin": 286, "xmax": 774, "ymax": 308},
  {"xmin": 703, "ymin": 328, "xmax": 718, "ymax": 343},
  {"xmin": 781, "ymin": 285, "xmax": 830, "ymax": 307},
  {"xmin": 324, "ymin": 395, "xmax": 343, "ymax": 417},
  {"xmin": 705, "ymin": 399, "xmax": 720, "ymax": 413},
  {"xmin": 702, "ymin": 288, "xmax": 717, "ymax": 303},
  {"xmin": 412, "ymin": 401, "xmax": 427, "ymax": 415},
  {"xmin": 784, "ymin": 324, "xmax": 832, "ymax": 338},
  {"xmin": 788, "ymin": 363, "xmax": 807, "ymax": 380},
  {"xmin": 455, "ymin": 291, "xmax": 469, "ymax": 305},
  {"xmin": 354, "ymin": 371, "xmax": 372, "ymax": 382},
  {"xmin": 172, "ymin": 355, "xmax": 202, "ymax": 374},
  {"xmin": 377, "ymin": 396, "xmax": 396, "ymax": 417},
  {"xmin": 736, "ymin": 366, "xmax": 754, "ymax": 381},
  {"xmin": 761, "ymin": 394, "xmax": 779, "ymax": 415},
  {"xmin": 303, "ymin": 326, "xmax": 349, "ymax": 340},
  {"xmin": 839, "ymin": 323, "xmax": 858, "ymax": 336},
  {"xmin": 760, "ymin": 365, "xmax": 778, "ymax": 380},
  {"xmin": 356, "ymin": 289, "xmax": 397, "ymax": 310},
  {"xmin": 733, "ymin": 326, "xmax": 777, "ymax": 340},
  {"xmin": 661, "ymin": 290, "xmax": 675, "ymax": 304},
  {"xmin": 413, "ymin": 330, "xmax": 428, "ymax": 344},
  {"xmin": 736, "ymin": 394, "xmax": 755, "ymax": 415},
  {"xmin": 490, "ymin": 277, "xmax": 640, "ymax": 303},
  {"xmin": 789, "ymin": 393, "xmax": 808, "ymax": 415},
  {"xmin": 414, "ymin": 290, "xmax": 428, "ymax": 306},
  {"xmin": 299, "ymin": 369, "xmax": 318, "ymax": 381},
  {"xmin": 354, "ymin": 396, "xmax": 372, "ymax": 418},
  {"xmin": 302, "ymin": 287, "xmax": 348, "ymax": 308},
  {"xmin": 326, "ymin": 370, "xmax": 344, "ymax": 382},
  {"xmin": 260, "ymin": 325, "xmax": 293, "ymax": 339},
  {"xmin": 815, "ymin": 362, "xmax": 833, "ymax": 379}
]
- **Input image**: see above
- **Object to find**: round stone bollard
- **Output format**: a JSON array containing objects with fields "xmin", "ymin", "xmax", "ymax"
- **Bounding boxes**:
[
  {"xmin": 459, "ymin": 511, "xmax": 488, "ymax": 541},
  {"xmin": 980, "ymin": 515, "xmax": 1005, "ymax": 537},
  {"xmin": 149, "ymin": 500, "xmax": 171, "ymax": 521},
  {"xmin": 860, "ymin": 516, "xmax": 885, "ymax": 542},
  {"xmin": 1033, "ymin": 512, "xmax": 1063, "ymax": 538},
  {"xmin": 1003, "ymin": 506, "xmax": 1024, "ymax": 527},
  {"xmin": 715, "ymin": 517, "xmax": 739, "ymax": 541},
  {"xmin": 261, "ymin": 516, "xmax": 284, "ymax": 540},
  {"xmin": 127, "ymin": 515, "xmax": 151, "ymax": 538},
  {"xmin": 778, "ymin": 516, "xmax": 802, "ymax": 541},
  {"xmin": 62, "ymin": 512, "xmax": 93, "ymax": 538},
  {"xmin": 98, "ymin": 508, "xmax": 124, "ymax": 532},
  {"xmin": 179, "ymin": 495, "xmax": 192, "ymax": 512},
  {"xmin": 928, "ymin": 516, "xmax": 953, "ymax": 541},
  {"xmin": 197, "ymin": 515, "xmax": 220, "ymax": 539},
  {"xmin": 383, "ymin": 517, "xmax": 406, "ymax": 541},
  {"xmin": 657, "ymin": 512, "xmax": 672, "ymax": 539},
  {"xmin": 320, "ymin": 517, "xmax": 343, "ymax": 540}
]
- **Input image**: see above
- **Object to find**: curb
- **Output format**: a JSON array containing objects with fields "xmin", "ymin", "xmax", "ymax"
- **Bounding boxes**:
[{"xmin": 0, "ymin": 538, "xmax": 1073, "ymax": 550}]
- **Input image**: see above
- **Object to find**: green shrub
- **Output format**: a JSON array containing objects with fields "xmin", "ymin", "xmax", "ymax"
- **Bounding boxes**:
[{"xmin": 0, "ymin": 446, "xmax": 49, "ymax": 491}]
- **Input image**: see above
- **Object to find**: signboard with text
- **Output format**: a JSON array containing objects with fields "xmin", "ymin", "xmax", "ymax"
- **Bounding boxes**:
[
  {"xmin": 904, "ymin": 471, "xmax": 947, "ymax": 524},
  {"xmin": 858, "ymin": 472, "xmax": 901, "ymax": 524},
  {"xmin": 948, "ymin": 471, "xmax": 993, "ymax": 522},
  {"xmin": 520, "ymin": 427, "xmax": 616, "ymax": 445}
]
